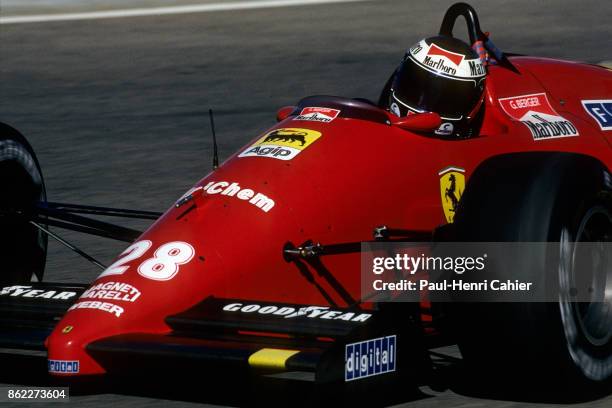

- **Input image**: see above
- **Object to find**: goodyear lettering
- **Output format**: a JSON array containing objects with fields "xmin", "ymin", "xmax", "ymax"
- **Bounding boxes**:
[
  {"xmin": 0, "ymin": 285, "xmax": 76, "ymax": 300},
  {"xmin": 222, "ymin": 302, "xmax": 372, "ymax": 323}
]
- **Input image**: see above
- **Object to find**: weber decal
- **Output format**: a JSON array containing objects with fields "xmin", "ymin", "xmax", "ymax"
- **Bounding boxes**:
[
  {"xmin": 345, "ymin": 335, "xmax": 396, "ymax": 381},
  {"xmin": 48, "ymin": 360, "xmax": 79, "ymax": 374},
  {"xmin": 222, "ymin": 303, "xmax": 372, "ymax": 322},
  {"xmin": 68, "ymin": 301, "xmax": 124, "ymax": 317},
  {"xmin": 294, "ymin": 107, "xmax": 340, "ymax": 123},
  {"xmin": 0, "ymin": 285, "xmax": 76, "ymax": 300},
  {"xmin": 582, "ymin": 100, "xmax": 612, "ymax": 130},
  {"xmin": 498, "ymin": 93, "xmax": 579, "ymax": 140},
  {"xmin": 238, "ymin": 128, "xmax": 322, "ymax": 161}
]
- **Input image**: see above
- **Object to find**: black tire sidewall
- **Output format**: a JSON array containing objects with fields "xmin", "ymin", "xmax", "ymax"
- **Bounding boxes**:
[
  {"xmin": 552, "ymin": 163, "xmax": 612, "ymax": 383},
  {"xmin": 0, "ymin": 123, "xmax": 47, "ymax": 283},
  {"xmin": 449, "ymin": 152, "xmax": 612, "ymax": 387}
]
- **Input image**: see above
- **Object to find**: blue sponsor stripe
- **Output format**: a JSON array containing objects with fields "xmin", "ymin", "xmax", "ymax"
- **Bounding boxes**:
[
  {"xmin": 367, "ymin": 341, "xmax": 374, "ymax": 375},
  {"xmin": 583, "ymin": 100, "xmax": 612, "ymax": 130},
  {"xmin": 354, "ymin": 343, "xmax": 361, "ymax": 379},
  {"xmin": 381, "ymin": 337, "xmax": 388, "ymax": 372},
  {"xmin": 345, "ymin": 344, "xmax": 353, "ymax": 381},
  {"xmin": 388, "ymin": 335, "xmax": 396, "ymax": 371},
  {"xmin": 374, "ymin": 339, "xmax": 382, "ymax": 374},
  {"xmin": 360, "ymin": 342, "xmax": 367, "ymax": 376}
]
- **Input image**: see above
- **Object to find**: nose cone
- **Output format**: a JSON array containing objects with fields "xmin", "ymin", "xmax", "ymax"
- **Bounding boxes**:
[
  {"xmin": 45, "ymin": 215, "xmax": 228, "ymax": 376},
  {"xmin": 46, "ymin": 319, "xmax": 106, "ymax": 376}
]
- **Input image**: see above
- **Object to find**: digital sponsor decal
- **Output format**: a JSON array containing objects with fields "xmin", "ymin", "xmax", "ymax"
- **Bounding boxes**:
[
  {"xmin": 80, "ymin": 281, "xmax": 141, "ymax": 302},
  {"xmin": 68, "ymin": 301, "xmax": 124, "ymax": 317},
  {"xmin": 48, "ymin": 360, "xmax": 79, "ymax": 374},
  {"xmin": 202, "ymin": 181, "xmax": 275, "ymax": 212},
  {"xmin": 222, "ymin": 303, "xmax": 372, "ymax": 322},
  {"xmin": 238, "ymin": 128, "xmax": 322, "ymax": 161},
  {"xmin": 0, "ymin": 285, "xmax": 76, "ymax": 300},
  {"xmin": 581, "ymin": 100, "xmax": 612, "ymax": 130},
  {"xmin": 294, "ymin": 107, "xmax": 340, "ymax": 123},
  {"xmin": 409, "ymin": 39, "xmax": 485, "ymax": 79},
  {"xmin": 345, "ymin": 335, "xmax": 396, "ymax": 381},
  {"xmin": 439, "ymin": 166, "xmax": 465, "ymax": 223},
  {"xmin": 498, "ymin": 93, "xmax": 579, "ymax": 140}
]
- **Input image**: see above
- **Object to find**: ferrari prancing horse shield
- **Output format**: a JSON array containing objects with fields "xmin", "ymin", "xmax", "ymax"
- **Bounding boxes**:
[{"xmin": 438, "ymin": 167, "xmax": 465, "ymax": 223}]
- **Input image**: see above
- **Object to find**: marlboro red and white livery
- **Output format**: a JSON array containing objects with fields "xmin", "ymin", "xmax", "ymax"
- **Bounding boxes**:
[{"xmin": 498, "ymin": 93, "xmax": 579, "ymax": 140}]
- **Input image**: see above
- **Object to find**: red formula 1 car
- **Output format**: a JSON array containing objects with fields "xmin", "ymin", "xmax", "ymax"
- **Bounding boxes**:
[{"xmin": 1, "ymin": 2, "xmax": 611, "ymax": 396}]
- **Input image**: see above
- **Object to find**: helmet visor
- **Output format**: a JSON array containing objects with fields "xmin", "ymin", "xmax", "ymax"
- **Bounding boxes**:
[{"xmin": 392, "ymin": 58, "xmax": 484, "ymax": 119}]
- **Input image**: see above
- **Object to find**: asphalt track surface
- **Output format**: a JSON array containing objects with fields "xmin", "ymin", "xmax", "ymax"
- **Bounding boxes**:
[{"xmin": 1, "ymin": 0, "xmax": 612, "ymax": 406}]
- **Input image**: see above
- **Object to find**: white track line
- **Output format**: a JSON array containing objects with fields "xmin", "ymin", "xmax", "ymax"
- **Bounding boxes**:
[{"xmin": 0, "ymin": 0, "xmax": 368, "ymax": 24}]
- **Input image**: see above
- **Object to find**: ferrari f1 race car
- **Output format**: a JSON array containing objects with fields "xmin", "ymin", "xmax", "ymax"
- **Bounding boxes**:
[{"xmin": 1, "ymin": 2, "xmax": 611, "ymax": 398}]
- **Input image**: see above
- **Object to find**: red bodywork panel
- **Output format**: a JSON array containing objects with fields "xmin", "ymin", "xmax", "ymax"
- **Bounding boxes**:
[{"xmin": 47, "ymin": 57, "xmax": 612, "ymax": 375}]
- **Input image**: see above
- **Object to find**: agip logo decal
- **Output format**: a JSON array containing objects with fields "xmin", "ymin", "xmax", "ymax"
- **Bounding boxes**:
[
  {"xmin": 439, "ymin": 167, "xmax": 465, "ymax": 223},
  {"xmin": 239, "ymin": 128, "xmax": 322, "ymax": 161}
]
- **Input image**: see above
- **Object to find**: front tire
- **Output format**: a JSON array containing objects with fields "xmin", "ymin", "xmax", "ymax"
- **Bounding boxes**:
[{"xmin": 450, "ymin": 153, "xmax": 612, "ymax": 389}]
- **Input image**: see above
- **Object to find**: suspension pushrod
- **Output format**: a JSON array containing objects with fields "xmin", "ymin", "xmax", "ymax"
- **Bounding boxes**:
[
  {"xmin": 29, "ymin": 221, "xmax": 106, "ymax": 270},
  {"xmin": 36, "ymin": 206, "xmax": 142, "ymax": 241},
  {"xmin": 41, "ymin": 202, "xmax": 161, "ymax": 220}
]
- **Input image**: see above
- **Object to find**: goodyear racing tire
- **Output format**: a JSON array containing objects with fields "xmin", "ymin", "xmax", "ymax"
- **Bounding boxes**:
[
  {"xmin": 450, "ymin": 152, "xmax": 612, "ymax": 391},
  {"xmin": 0, "ymin": 123, "xmax": 47, "ymax": 284}
]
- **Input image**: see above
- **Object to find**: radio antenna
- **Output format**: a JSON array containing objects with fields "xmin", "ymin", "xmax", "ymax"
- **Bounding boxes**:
[{"xmin": 209, "ymin": 108, "xmax": 219, "ymax": 169}]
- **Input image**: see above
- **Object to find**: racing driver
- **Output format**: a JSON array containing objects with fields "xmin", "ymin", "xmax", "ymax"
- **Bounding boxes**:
[{"xmin": 380, "ymin": 36, "xmax": 488, "ymax": 138}]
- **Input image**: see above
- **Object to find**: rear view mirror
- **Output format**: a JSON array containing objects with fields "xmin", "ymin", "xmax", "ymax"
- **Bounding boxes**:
[
  {"xmin": 391, "ymin": 112, "xmax": 441, "ymax": 132},
  {"xmin": 276, "ymin": 106, "xmax": 296, "ymax": 122}
]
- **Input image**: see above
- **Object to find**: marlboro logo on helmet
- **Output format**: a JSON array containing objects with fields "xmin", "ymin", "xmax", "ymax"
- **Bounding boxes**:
[{"xmin": 409, "ymin": 39, "xmax": 485, "ymax": 79}]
